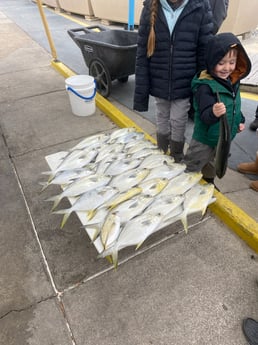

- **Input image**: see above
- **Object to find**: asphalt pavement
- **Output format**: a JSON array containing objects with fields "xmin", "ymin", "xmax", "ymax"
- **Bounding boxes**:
[{"xmin": 0, "ymin": 2, "xmax": 258, "ymax": 345}]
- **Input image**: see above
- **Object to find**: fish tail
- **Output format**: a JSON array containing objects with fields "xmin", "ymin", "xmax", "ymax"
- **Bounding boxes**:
[
  {"xmin": 180, "ymin": 212, "xmax": 188, "ymax": 234},
  {"xmin": 60, "ymin": 212, "xmax": 71, "ymax": 229},
  {"xmin": 41, "ymin": 170, "xmax": 52, "ymax": 176},
  {"xmin": 87, "ymin": 209, "xmax": 97, "ymax": 221},
  {"xmin": 45, "ymin": 195, "xmax": 62, "ymax": 211},
  {"xmin": 135, "ymin": 240, "xmax": 144, "ymax": 251},
  {"xmin": 111, "ymin": 250, "xmax": 119, "ymax": 269},
  {"xmin": 41, "ymin": 171, "xmax": 55, "ymax": 182},
  {"xmin": 90, "ymin": 225, "xmax": 101, "ymax": 242},
  {"xmin": 51, "ymin": 210, "xmax": 71, "ymax": 229},
  {"xmin": 39, "ymin": 182, "xmax": 49, "ymax": 192}
]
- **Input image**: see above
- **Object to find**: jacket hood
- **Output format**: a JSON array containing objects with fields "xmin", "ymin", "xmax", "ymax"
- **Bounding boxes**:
[{"xmin": 206, "ymin": 32, "xmax": 251, "ymax": 84}]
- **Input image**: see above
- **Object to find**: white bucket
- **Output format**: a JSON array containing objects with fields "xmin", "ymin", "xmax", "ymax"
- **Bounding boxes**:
[{"xmin": 65, "ymin": 75, "xmax": 96, "ymax": 117}]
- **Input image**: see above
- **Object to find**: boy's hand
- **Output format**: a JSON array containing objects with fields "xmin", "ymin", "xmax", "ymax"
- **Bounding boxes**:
[
  {"xmin": 238, "ymin": 123, "xmax": 245, "ymax": 132},
  {"xmin": 213, "ymin": 102, "xmax": 226, "ymax": 117}
]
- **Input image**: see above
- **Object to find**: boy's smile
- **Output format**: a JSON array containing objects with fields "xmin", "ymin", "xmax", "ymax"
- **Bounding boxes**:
[{"xmin": 213, "ymin": 49, "xmax": 237, "ymax": 79}]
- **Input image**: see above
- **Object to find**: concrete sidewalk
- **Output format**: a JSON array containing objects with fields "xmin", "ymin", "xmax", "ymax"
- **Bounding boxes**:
[{"xmin": 0, "ymin": 10, "xmax": 258, "ymax": 345}]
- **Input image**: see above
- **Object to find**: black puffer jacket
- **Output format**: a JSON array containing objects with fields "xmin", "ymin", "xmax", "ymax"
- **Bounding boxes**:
[{"xmin": 133, "ymin": 0, "xmax": 213, "ymax": 112}]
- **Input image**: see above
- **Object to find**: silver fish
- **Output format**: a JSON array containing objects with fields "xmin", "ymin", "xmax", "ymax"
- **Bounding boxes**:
[
  {"xmin": 129, "ymin": 147, "xmax": 161, "ymax": 160},
  {"xmin": 100, "ymin": 212, "xmax": 121, "ymax": 250},
  {"xmin": 180, "ymin": 183, "xmax": 215, "ymax": 233},
  {"xmin": 52, "ymin": 186, "xmax": 119, "ymax": 228},
  {"xmin": 95, "ymin": 152, "xmax": 127, "ymax": 174},
  {"xmin": 46, "ymin": 174, "xmax": 111, "ymax": 210},
  {"xmin": 126, "ymin": 140, "xmax": 157, "ymax": 154},
  {"xmin": 81, "ymin": 206, "xmax": 110, "ymax": 240},
  {"xmin": 144, "ymin": 194, "xmax": 184, "ymax": 218},
  {"xmin": 43, "ymin": 148, "xmax": 98, "ymax": 182},
  {"xmin": 110, "ymin": 168, "xmax": 150, "ymax": 192},
  {"xmin": 138, "ymin": 178, "xmax": 169, "ymax": 197},
  {"xmin": 104, "ymin": 186, "xmax": 142, "ymax": 210},
  {"xmin": 95, "ymin": 143, "xmax": 125, "ymax": 163},
  {"xmin": 158, "ymin": 205, "xmax": 185, "ymax": 230},
  {"xmin": 111, "ymin": 131, "xmax": 144, "ymax": 144},
  {"xmin": 105, "ymin": 158, "xmax": 142, "ymax": 176},
  {"xmin": 159, "ymin": 172, "xmax": 202, "ymax": 197},
  {"xmin": 69, "ymin": 133, "xmax": 109, "ymax": 151},
  {"xmin": 98, "ymin": 212, "xmax": 163, "ymax": 268},
  {"xmin": 139, "ymin": 154, "xmax": 175, "ymax": 169},
  {"xmin": 107, "ymin": 127, "xmax": 136, "ymax": 143},
  {"xmin": 144, "ymin": 162, "xmax": 186, "ymax": 181},
  {"xmin": 39, "ymin": 167, "xmax": 95, "ymax": 192},
  {"xmin": 111, "ymin": 194, "xmax": 154, "ymax": 224}
]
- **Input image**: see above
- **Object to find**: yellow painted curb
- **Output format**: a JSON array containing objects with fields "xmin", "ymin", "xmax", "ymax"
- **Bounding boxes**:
[
  {"xmin": 241, "ymin": 91, "xmax": 258, "ymax": 101},
  {"xmin": 210, "ymin": 190, "xmax": 258, "ymax": 253},
  {"xmin": 51, "ymin": 59, "xmax": 258, "ymax": 254}
]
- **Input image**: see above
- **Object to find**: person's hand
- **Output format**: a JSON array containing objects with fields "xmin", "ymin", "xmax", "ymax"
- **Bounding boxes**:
[
  {"xmin": 213, "ymin": 102, "xmax": 226, "ymax": 117},
  {"xmin": 238, "ymin": 123, "xmax": 245, "ymax": 132}
]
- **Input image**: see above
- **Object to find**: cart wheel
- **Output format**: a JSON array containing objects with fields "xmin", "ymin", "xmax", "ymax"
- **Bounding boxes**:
[
  {"xmin": 117, "ymin": 76, "xmax": 129, "ymax": 83},
  {"xmin": 89, "ymin": 59, "xmax": 111, "ymax": 98}
]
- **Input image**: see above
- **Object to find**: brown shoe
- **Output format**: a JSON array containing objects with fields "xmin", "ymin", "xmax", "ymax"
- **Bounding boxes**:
[
  {"xmin": 237, "ymin": 153, "xmax": 258, "ymax": 175},
  {"xmin": 250, "ymin": 180, "xmax": 258, "ymax": 192}
]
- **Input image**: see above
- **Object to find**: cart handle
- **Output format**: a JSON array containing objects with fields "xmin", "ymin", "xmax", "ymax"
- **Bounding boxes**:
[
  {"xmin": 66, "ymin": 81, "xmax": 97, "ymax": 102},
  {"xmin": 68, "ymin": 25, "xmax": 109, "ymax": 36}
]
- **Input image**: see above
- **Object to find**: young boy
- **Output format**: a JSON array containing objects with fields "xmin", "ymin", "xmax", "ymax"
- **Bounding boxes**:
[{"xmin": 184, "ymin": 32, "xmax": 251, "ymax": 183}]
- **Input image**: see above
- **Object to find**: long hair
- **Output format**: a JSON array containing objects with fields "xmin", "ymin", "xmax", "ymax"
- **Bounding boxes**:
[{"xmin": 147, "ymin": 0, "xmax": 158, "ymax": 57}]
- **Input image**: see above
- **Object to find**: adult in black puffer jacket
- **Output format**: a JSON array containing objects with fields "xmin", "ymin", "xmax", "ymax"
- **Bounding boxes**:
[{"xmin": 133, "ymin": 0, "xmax": 213, "ymax": 162}]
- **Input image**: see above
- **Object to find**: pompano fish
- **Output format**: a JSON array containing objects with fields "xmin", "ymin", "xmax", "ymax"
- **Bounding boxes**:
[
  {"xmin": 111, "ymin": 131, "xmax": 144, "ymax": 145},
  {"xmin": 138, "ymin": 178, "xmax": 168, "ymax": 196},
  {"xmin": 69, "ymin": 133, "xmax": 109, "ymax": 151},
  {"xmin": 126, "ymin": 140, "xmax": 157, "ymax": 154},
  {"xmin": 130, "ymin": 148, "xmax": 160, "ymax": 160},
  {"xmin": 139, "ymin": 154, "xmax": 175, "ymax": 169},
  {"xmin": 81, "ymin": 206, "xmax": 110, "ymax": 240},
  {"xmin": 144, "ymin": 194, "xmax": 184, "ymax": 218},
  {"xmin": 158, "ymin": 204, "xmax": 185, "ymax": 230},
  {"xmin": 110, "ymin": 168, "xmax": 150, "ymax": 192},
  {"xmin": 111, "ymin": 194, "xmax": 154, "ymax": 224},
  {"xmin": 98, "ymin": 212, "xmax": 163, "ymax": 268},
  {"xmin": 52, "ymin": 186, "xmax": 119, "ymax": 228},
  {"xmin": 105, "ymin": 158, "xmax": 142, "ymax": 176},
  {"xmin": 46, "ymin": 174, "xmax": 111, "ymax": 210},
  {"xmin": 95, "ymin": 152, "xmax": 126, "ymax": 174},
  {"xmin": 104, "ymin": 186, "xmax": 142, "ymax": 210},
  {"xmin": 144, "ymin": 162, "xmax": 186, "ymax": 181},
  {"xmin": 159, "ymin": 172, "xmax": 202, "ymax": 197},
  {"xmin": 39, "ymin": 167, "xmax": 95, "ymax": 192},
  {"xmin": 100, "ymin": 212, "xmax": 121, "ymax": 250},
  {"xmin": 179, "ymin": 183, "xmax": 215, "ymax": 233},
  {"xmin": 95, "ymin": 143, "xmax": 125, "ymax": 163},
  {"xmin": 107, "ymin": 127, "xmax": 136, "ymax": 143},
  {"xmin": 184, "ymin": 183, "xmax": 215, "ymax": 216},
  {"xmin": 43, "ymin": 148, "xmax": 98, "ymax": 182}
]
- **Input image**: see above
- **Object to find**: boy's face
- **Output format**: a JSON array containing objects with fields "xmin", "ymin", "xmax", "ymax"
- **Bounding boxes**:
[{"xmin": 213, "ymin": 49, "xmax": 237, "ymax": 79}]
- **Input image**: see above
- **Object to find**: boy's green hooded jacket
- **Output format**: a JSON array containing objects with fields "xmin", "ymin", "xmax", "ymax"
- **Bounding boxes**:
[{"xmin": 192, "ymin": 32, "xmax": 251, "ymax": 148}]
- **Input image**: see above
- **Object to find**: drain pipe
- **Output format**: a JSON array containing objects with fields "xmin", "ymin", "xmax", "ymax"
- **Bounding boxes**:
[{"xmin": 36, "ymin": 0, "xmax": 58, "ymax": 60}]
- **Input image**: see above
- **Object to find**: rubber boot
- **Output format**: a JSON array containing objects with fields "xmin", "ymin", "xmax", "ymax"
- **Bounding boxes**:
[
  {"xmin": 237, "ymin": 152, "xmax": 258, "ymax": 175},
  {"xmin": 203, "ymin": 177, "xmax": 214, "ymax": 184},
  {"xmin": 156, "ymin": 132, "xmax": 169, "ymax": 154},
  {"xmin": 250, "ymin": 180, "xmax": 258, "ymax": 192},
  {"xmin": 249, "ymin": 106, "xmax": 258, "ymax": 131},
  {"xmin": 242, "ymin": 318, "xmax": 258, "ymax": 345},
  {"xmin": 170, "ymin": 140, "xmax": 185, "ymax": 163}
]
